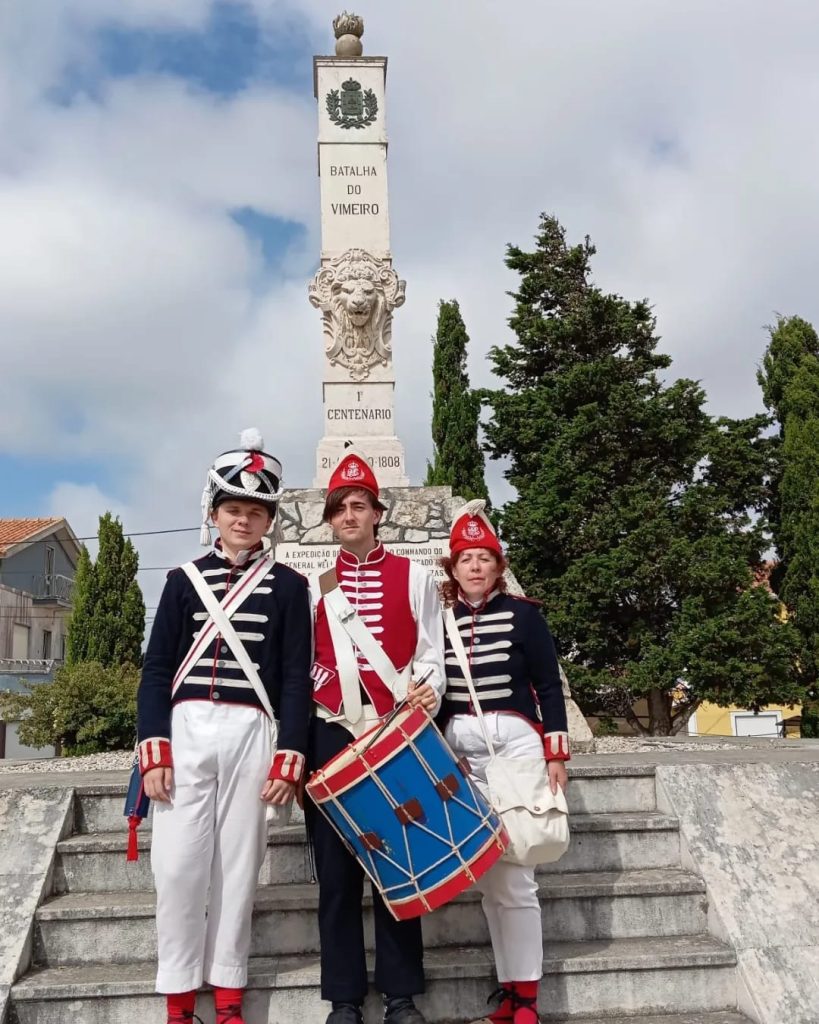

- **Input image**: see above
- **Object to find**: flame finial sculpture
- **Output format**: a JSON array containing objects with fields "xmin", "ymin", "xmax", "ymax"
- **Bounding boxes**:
[{"xmin": 333, "ymin": 12, "xmax": 364, "ymax": 57}]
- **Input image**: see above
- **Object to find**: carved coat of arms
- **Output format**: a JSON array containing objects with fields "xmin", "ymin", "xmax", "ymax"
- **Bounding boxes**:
[
  {"xmin": 326, "ymin": 79, "xmax": 378, "ymax": 130},
  {"xmin": 308, "ymin": 249, "xmax": 406, "ymax": 381}
]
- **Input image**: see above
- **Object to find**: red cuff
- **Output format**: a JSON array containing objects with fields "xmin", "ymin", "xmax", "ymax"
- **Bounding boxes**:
[
  {"xmin": 138, "ymin": 737, "xmax": 173, "ymax": 774},
  {"xmin": 268, "ymin": 750, "xmax": 305, "ymax": 784},
  {"xmin": 544, "ymin": 731, "xmax": 570, "ymax": 761}
]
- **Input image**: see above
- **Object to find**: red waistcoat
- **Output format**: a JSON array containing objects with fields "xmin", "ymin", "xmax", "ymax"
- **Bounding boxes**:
[{"xmin": 311, "ymin": 544, "xmax": 418, "ymax": 717}]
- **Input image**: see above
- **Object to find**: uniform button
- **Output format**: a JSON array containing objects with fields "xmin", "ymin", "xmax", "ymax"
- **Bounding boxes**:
[
  {"xmin": 473, "ymin": 638, "xmax": 481, "ymax": 645},
  {"xmin": 221, "ymin": 645, "xmax": 229, "ymax": 655},
  {"xmin": 218, "ymin": 660, "xmax": 225, "ymax": 668},
  {"xmin": 212, "ymin": 690, "xmax": 221, "ymax": 700}
]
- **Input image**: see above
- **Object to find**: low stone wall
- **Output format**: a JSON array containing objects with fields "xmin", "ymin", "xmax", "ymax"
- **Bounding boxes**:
[
  {"xmin": 278, "ymin": 486, "xmax": 460, "ymax": 545},
  {"xmin": 656, "ymin": 760, "xmax": 819, "ymax": 1024},
  {"xmin": 0, "ymin": 787, "xmax": 74, "ymax": 1023}
]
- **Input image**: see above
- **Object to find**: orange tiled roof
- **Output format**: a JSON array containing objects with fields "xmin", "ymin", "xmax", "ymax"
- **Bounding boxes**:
[{"xmin": 0, "ymin": 518, "xmax": 63, "ymax": 558}]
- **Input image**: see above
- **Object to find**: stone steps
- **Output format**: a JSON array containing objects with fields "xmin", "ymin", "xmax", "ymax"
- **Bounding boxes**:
[
  {"xmin": 53, "ymin": 812, "xmax": 682, "ymax": 893},
  {"xmin": 34, "ymin": 868, "xmax": 708, "ymax": 965},
  {"xmin": 70, "ymin": 766, "xmax": 659, "ymax": 834},
  {"xmin": 8, "ymin": 763, "xmax": 754, "ymax": 1023},
  {"xmin": 12, "ymin": 935, "xmax": 740, "ymax": 1023}
]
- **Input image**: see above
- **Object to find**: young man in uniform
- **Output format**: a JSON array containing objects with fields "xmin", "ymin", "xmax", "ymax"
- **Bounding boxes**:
[
  {"xmin": 138, "ymin": 429, "xmax": 312, "ymax": 1024},
  {"xmin": 306, "ymin": 448, "xmax": 446, "ymax": 1024}
]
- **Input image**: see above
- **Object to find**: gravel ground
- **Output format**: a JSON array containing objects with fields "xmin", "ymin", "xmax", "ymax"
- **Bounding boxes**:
[{"xmin": 0, "ymin": 734, "xmax": 777, "ymax": 773}]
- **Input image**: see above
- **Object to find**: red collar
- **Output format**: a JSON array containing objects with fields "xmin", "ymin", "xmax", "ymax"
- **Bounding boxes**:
[{"xmin": 338, "ymin": 542, "xmax": 386, "ymax": 568}]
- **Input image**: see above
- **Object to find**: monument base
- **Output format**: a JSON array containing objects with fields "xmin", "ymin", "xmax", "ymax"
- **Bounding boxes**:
[{"xmin": 313, "ymin": 436, "xmax": 409, "ymax": 488}]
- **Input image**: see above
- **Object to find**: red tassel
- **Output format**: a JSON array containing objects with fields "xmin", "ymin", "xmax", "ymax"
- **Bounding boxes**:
[{"xmin": 127, "ymin": 815, "xmax": 141, "ymax": 862}]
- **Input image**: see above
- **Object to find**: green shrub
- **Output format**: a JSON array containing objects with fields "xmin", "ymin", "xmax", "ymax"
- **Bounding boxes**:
[{"xmin": 0, "ymin": 661, "xmax": 139, "ymax": 756}]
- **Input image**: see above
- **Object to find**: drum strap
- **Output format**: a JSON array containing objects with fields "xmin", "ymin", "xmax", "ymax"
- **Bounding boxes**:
[{"xmin": 319, "ymin": 569, "xmax": 411, "ymax": 725}]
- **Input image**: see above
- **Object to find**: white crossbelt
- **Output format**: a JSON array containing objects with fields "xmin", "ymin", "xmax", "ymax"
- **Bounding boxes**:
[
  {"xmin": 317, "ymin": 571, "xmax": 411, "ymax": 733},
  {"xmin": 178, "ymin": 555, "xmax": 278, "ymax": 747}
]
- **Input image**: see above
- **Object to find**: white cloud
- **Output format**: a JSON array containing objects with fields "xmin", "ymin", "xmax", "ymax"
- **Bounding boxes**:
[{"xmin": 5, "ymin": 0, "xmax": 819, "ymax": 613}]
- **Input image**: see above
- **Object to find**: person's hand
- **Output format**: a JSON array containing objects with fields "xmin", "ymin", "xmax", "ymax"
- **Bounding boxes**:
[
  {"xmin": 547, "ymin": 759, "xmax": 568, "ymax": 795},
  {"xmin": 261, "ymin": 778, "xmax": 296, "ymax": 805},
  {"xmin": 407, "ymin": 680, "xmax": 437, "ymax": 711},
  {"xmin": 143, "ymin": 766, "xmax": 173, "ymax": 802}
]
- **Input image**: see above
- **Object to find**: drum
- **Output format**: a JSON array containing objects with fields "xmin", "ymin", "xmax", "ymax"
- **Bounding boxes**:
[{"xmin": 306, "ymin": 704, "xmax": 509, "ymax": 920}]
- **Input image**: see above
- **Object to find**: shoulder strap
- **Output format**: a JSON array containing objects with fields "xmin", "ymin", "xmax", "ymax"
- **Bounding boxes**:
[
  {"xmin": 178, "ymin": 557, "xmax": 277, "ymax": 741},
  {"xmin": 323, "ymin": 583, "xmax": 408, "ymax": 696},
  {"xmin": 444, "ymin": 607, "xmax": 496, "ymax": 757}
]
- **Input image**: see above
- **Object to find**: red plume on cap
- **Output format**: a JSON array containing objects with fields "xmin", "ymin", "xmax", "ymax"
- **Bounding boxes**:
[
  {"xmin": 449, "ymin": 499, "xmax": 502, "ymax": 557},
  {"xmin": 327, "ymin": 447, "xmax": 380, "ymax": 499}
]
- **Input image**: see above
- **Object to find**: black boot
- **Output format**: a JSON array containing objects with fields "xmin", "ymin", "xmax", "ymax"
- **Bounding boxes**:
[
  {"xmin": 326, "ymin": 1002, "xmax": 364, "ymax": 1024},
  {"xmin": 383, "ymin": 996, "xmax": 428, "ymax": 1024}
]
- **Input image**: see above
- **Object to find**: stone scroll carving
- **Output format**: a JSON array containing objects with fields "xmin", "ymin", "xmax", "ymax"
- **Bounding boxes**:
[{"xmin": 308, "ymin": 248, "xmax": 406, "ymax": 381}]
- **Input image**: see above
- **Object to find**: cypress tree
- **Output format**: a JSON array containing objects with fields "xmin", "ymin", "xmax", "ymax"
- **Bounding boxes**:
[
  {"xmin": 425, "ymin": 299, "xmax": 489, "ymax": 502},
  {"xmin": 484, "ymin": 214, "xmax": 801, "ymax": 734},
  {"xmin": 66, "ymin": 513, "xmax": 145, "ymax": 667},
  {"xmin": 758, "ymin": 315, "xmax": 819, "ymax": 733}
]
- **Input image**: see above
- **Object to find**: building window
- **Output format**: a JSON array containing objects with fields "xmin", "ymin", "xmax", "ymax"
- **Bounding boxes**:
[
  {"xmin": 60, "ymin": 634, "xmax": 67, "ymax": 662},
  {"xmin": 12, "ymin": 623, "xmax": 30, "ymax": 660},
  {"xmin": 42, "ymin": 630, "xmax": 52, "ymax": 660}
]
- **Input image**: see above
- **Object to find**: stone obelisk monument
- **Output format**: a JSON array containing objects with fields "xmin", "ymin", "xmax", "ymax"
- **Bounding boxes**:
[
  {"xmin": 274, "ymin": 13, "xmax": 594, "ymax": 751},
  {"xmin": 310, "ymin": 13, "xmax": 409, "ymax": 487}
]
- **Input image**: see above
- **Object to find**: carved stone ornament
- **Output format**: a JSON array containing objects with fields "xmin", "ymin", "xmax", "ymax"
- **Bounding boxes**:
[
  {"xmin": 333, "ymin": 12, "xmax": 364, "ymax": 57},
  {"xmin": 309, "ymin": 248, "xmax": 406, "ymax": 381}
]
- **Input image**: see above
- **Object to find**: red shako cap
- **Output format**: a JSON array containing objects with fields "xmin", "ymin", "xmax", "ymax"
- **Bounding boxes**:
[
  {"xmin": 327, "ymin": 447, "xmax": 380, "ymax": 499},
  {"xmin": 449, "ymin": 499, "xmax": 502, "ymax": 557}
]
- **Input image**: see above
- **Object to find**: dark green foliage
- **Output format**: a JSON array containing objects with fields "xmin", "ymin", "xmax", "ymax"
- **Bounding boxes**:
[
  {"xmin": 485, "ymin": 214, "xmax": 801, "ymax": 734},
  {"xmin": 0, "ymin": 661, "xmax": 139, "ymax": 755},
  {"xmin": 425, "ymin": 299, "xmax": 489, "ymax": 502},
  {"xmin": 758, "ymin": 315, "xmax": 819, "ymax": 724},
  {"xmin": 66, "ymin": 513, "xmax": 145, "ymax": 668}
]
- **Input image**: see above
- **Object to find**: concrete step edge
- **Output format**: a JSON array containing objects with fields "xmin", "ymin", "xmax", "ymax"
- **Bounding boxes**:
[
  {"xmin": 13, "ymin": 937, "xmax": 737, "ymax": 1000},
  {"xmin": 70, "ymin": 763, "xmax": 658, "ymax": 798},
  {"xmin": 37, "ymin": 868, "xmax": 707, "ymax": 921},
  {"xmin": 57, "ymin": 812, "xmax": 680, "ymax": 854}
]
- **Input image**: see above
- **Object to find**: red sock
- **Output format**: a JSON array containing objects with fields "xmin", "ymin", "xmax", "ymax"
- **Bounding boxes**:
[
  {"xmin": 166, "ymin": 991, "xmax": 196, "ymax": 1021},
  {"xmin": 510, "ymin": 981, "xmax": 539, "ymax": 1024},
  {"xmin": 488, "ymin": 985, "xmax": 515, "ymax": 1023},
  {"xmin": 214, "ymin": 987, "xmax": 244, "ymax": 1023}
]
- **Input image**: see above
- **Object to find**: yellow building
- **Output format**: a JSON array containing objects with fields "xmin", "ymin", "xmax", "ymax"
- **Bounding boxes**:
[{"xmin": 687, "ymin": 701, "xmax": 802, "ymax": 738}]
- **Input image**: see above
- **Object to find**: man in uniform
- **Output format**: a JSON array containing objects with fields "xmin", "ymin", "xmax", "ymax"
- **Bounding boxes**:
[
  {"xmin": 306, "ymin": 448, "xmax": 446, "ymax": 1024},
  {"xmin": 138, "ymin": 429, "xmax": 312, "ymax": 1024}
]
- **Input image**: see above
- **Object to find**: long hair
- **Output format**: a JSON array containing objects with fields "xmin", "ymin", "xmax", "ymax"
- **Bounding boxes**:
[{"xmin": 439, "ymin": 551, "xmax": 508, "ymax": 608}]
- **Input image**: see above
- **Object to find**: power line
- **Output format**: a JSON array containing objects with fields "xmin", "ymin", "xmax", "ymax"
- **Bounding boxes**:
[
  {"xmin": 3, "ymin": 526, "xmax": 201, "ymax": 548},
  {"xmin": 1, "ymin": 566, "xmax": 178, "ymax": 575}
]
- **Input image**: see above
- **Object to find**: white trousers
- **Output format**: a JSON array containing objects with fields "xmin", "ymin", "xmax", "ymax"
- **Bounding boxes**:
[
  {"xmin": 444, "ymin": 713, "xmax": 543, "ymax": 983},
  {"xmin": 151, "ymin": 701, "xmax": 271, "ymax": 993}
]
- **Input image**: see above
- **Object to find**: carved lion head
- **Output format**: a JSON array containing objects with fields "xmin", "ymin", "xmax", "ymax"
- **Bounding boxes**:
[{"xmin": 332, "ymin": 273, "xmax": 379, "ymax": 328}]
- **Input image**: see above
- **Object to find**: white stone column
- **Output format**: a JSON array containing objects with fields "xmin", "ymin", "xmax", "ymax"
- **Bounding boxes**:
[{"xmin": 310, "ymin": 16, "xmax": 409, "ymax": 487}]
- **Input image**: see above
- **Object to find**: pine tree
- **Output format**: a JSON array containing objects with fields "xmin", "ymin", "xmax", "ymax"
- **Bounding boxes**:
[
  {"xmin": 425, "ymin": 299, "xmax": 489, "ymax": 502},
  {"xmin": 484, "ymin": 214, "xmax": 801, "ymax": 734},
  {"xmin": 758, "ymin": 315, "xmax": 819, "ymax": 734},
  {"xmin": 66, "ymin": 513, "xmax": 145, "ymax": 667}
]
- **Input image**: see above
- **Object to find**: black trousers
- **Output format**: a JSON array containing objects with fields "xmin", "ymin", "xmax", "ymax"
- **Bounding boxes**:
[{"xmin": 306, "ymin": 716, "xmax": 425, "ymax": 1003}]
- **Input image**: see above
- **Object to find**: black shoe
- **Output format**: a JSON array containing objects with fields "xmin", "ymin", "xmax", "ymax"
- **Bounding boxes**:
[
  {"xmin": 383, "ymin": 996, "xmax": 428, "ymax": 1024},
  {"xmin": 326, "ymin": 1002, "xmax": 364, "ymax": 1024}
]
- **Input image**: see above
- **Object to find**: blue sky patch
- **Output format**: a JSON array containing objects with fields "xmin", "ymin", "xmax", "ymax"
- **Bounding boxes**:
[
  {"xmin": 230, "ymin": 207, "xmax": 307, "ymax": 275},
  {"xmin": 51, "ymin": 1, "xmax": 317, "ymax": 105},
  {"xmin": 0, "ymin": 454, "xmax": 124, "ymax": 518}
]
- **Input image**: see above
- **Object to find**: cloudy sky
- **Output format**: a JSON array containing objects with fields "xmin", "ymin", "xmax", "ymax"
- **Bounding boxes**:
[{"xmin": 2, "ymin": 0, "xmax": 819, "ymax": 621}]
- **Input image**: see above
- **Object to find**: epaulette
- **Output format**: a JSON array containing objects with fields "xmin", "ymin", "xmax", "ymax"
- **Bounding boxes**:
[{"xmin": 509, "ymin": 592, "xmax": 543, "ymax": 607}]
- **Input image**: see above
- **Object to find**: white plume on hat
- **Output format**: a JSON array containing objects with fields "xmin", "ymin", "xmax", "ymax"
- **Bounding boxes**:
[
  {"xmin": 239, "ymin": 427, "xmax": 264, "ymax": 451},
  {"xmin": 453, "ymin": 498, "xmax": 496, "ymax": 533}
]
